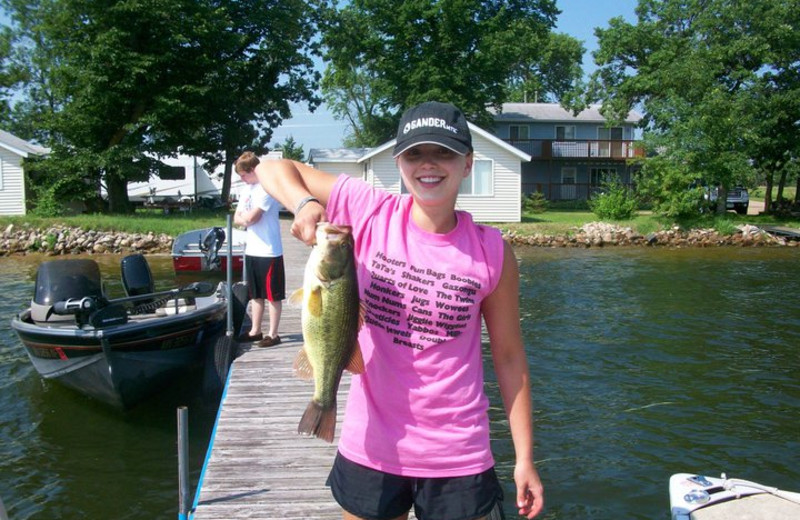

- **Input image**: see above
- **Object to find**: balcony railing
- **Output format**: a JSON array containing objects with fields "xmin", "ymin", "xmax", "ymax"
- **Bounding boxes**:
[
  {"xmin": 522, "ymin": 182, "xmax": 635, "ymax": 201},
  {"xmin": 505, "ymin": 139, "xmax": 644, "ymax": 160}
]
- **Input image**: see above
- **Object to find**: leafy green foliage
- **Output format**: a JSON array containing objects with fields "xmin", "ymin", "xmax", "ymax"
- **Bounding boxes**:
[
  {"xmin": 319, "ymin": 0, "xmax": 567, "ymax": 145},
  {"xmin": 2, "ymin": 0, "xmax": 323, "ymax": 212},
  {"xmin": 506, "ymin": 32, "xmax": 586, "ymax": 104},
  {"xmin": 521, "ymin": 191, "xmax": 549, "ymax": 214},
  {"xmin": 588, "ymin": 175, "xmax": 638, "ymax": 220},
  {"xmin": 274, "ymin": 136, "xmax": 306, "ymax": 162},
  {"xmin": 589, "ymin": 0, "xmax": 800, "ymax": 217}
]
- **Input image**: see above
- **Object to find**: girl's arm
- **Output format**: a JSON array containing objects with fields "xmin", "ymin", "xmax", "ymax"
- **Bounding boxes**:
[
  {"xmin": 255, "ymin": 159, "xmax": 337, "ymax": 245},
  {"xmin": 482, "ymin": 241, "xmax": 544, "ymax": 519}
]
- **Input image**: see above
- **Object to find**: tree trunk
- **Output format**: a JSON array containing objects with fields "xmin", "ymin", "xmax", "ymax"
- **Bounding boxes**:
[
  {"xmin": 795, "ymin": 175, "xmax": 800, "ymax": 205},
  {"xmin": 777, "ymin": 168, "xmax": 788, "ymax": 201},
  {"xmin": 106, "ymin": 173, "xmax": 134, "ymax": 214},
  {"xmin": 220, "ymin": 150, "xmax": 236, "ymax": 205},
  {"xmin": 715, "ymin": 185, "xmax": 727, "ymax": 215},
  {"xmin": 764, "ymin": 172, "xmax": 774, "ymax": 213}
]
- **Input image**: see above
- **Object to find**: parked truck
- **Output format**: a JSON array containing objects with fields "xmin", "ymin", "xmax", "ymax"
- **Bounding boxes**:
[{"xmin": 706, "ymin": 185, "xmax": 749, "ymax": 215}]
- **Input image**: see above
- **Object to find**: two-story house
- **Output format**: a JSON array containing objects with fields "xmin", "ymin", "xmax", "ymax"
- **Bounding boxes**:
[
  {"xmin": 307, "ymin": 102, "xmax": 643, "ymax": 223},
  {"xmin": 493, "ymin": 103, "xmax": 643, "ymax": 201}
]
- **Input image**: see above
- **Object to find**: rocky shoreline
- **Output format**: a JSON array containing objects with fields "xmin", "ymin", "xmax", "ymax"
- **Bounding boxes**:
[
  {"xmin": 504, "ymin": 222, "xmax": 799, "ymax": 248},
  {"xmin": 1, "ymin": 221, "xmax": 797, "ymax": 257},
  {"xmin": 1, "ymin": 224, "xmax": 173, "ymax": 256}
]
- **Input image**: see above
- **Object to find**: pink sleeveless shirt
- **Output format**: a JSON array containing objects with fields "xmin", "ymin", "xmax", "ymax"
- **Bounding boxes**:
[{"xmin": 328, "ymin": 176, "xmax": 505, "ymax": 477}]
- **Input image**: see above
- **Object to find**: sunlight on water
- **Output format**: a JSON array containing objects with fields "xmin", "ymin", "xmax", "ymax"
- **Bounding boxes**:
[
  {"xmin": 505, "ymin": 247, "xmax": 800, "ymax": 519},
  {"xmin": 2, "ymin": 248, "xmax": 800, "ymax": 518},
  {"xmin": 0, "ymin": 254, "xmax": 218, "ymax": 520}
]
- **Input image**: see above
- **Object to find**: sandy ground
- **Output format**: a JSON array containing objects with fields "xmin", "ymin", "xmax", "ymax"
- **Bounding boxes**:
[{"xmin": 749, "ymin": 200, "xmax": 764, "ymax": 215}]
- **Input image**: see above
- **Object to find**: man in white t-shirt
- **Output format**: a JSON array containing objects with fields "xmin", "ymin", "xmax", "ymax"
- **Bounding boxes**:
[{"xmin": 233, "ymin": 151, "xmax": 284, "ymax": 347}]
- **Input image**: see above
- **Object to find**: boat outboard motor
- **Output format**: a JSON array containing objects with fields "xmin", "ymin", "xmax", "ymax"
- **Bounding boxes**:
[
  {"xmin": 199, "ymin": 227, "xmax": 226, "ymax": 271},
  {"xmin": 121, "ymin": 253, "xmax": 155, "ymax": 300},
  {"xmin": 30, "ymin": 259, "xmax": 104, "ymax": 325}
]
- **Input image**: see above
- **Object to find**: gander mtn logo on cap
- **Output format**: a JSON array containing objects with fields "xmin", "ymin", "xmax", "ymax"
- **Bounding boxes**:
[{"xmin": 392, "ymin": 101, "xmax": 472, "ymax": 157}]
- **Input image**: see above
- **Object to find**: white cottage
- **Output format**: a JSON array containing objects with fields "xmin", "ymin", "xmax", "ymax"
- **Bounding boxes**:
[
  {"xmin": 309, "ymin": 123, "xmax": 530, "ymax": 223},
  {"xmin": 0, "ymin": 130, "xmax": 50, "ymax": 216}
]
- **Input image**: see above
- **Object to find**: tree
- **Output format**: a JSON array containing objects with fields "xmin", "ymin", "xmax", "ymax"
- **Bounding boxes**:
[
  {"xmin": 2, "ymin": 0, "xmax": 323, "ymax": 213},
  {"xmin": 321, "ymin": 65, "xmax": 397, "ymax": 147},
  {"xmin": 174, "ymin": 0, "xmax": 323, "ymax": 203},
  {"xmin": 319, "ymin": 0, "xmax": 565, "ymax": 146},
  {"xmin": 274, "ymin": 136, "xmax": 306, "ymax": 162},
  {"xmin": 0, "ymin": 24, "xmax": 25, "ymax": 125},
  {"xmin": 588, "ymin": 0, "xmax": 800, "ymax": 217},
  {"xmin": 505, "ymin": 32, "xmax": 586, "ymax": 104}
]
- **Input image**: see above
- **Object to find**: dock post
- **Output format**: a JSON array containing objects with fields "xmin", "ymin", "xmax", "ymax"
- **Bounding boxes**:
[
  {"xmin": 177, "ymin": 406, "xmax": 190, "ymax": 520},
  {"xmin": 0, "ymin": 495, "xmax": 8, "ymax": 520}
]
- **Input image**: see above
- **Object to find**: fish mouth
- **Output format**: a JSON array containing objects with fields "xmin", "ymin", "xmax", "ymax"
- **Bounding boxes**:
[{"xmin": 316, "ymin": 222, "xmax": 353, "ymax": 243}]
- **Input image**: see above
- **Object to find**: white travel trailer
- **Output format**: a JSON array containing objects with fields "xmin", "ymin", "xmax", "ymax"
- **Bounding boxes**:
[
  {"xmin": 113, "ymin": 151, "xmax": 284, "ymax": 210},
  {"xmin": 126, "ymin": 155, "xmax": 220, "ymax": 207}
]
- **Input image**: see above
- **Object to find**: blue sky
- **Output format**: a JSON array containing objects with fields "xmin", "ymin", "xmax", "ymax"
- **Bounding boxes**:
[{"xmin": 270, "ymin": 0, "xmax": 640, "ymax": 152}]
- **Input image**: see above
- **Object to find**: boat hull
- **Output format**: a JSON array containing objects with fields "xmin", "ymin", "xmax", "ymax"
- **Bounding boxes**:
[
  {"xmin": 172, "ymin": 254, "xmax": 243, "ymax": 274},
  {"xmin": 171, "ymin": 227, "xmax": 246, "ymax": 273},
  {"xmin": 670, "ymin": 473, "xmax": 800, "ymax": 520},
  {"xmin": 12, "ymin": 301, "xmax": 227, "ymax": 409}
]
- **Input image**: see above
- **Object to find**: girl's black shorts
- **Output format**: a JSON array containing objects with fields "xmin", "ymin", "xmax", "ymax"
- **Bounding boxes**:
[{"xmin": 327, "ymin": 452, "xmax": 505, "ymax": 520}]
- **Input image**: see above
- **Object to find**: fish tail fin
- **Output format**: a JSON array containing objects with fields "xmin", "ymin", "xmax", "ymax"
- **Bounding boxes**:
[{"xmin": 298, "ymin": 400, "xmax": 337, "ymax": 443}]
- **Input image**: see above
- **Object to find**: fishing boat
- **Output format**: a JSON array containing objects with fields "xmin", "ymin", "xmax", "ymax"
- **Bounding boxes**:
[
  {"xmin": 10, "ymin": 254, "xmax": 237, "ymax": 409},
  {"xmin": 670, "ymin": 472, "xmax": 800, "ymax": 520},
  {"xmin": 171, "ymin": 226, "xmax": 246, "ymax": 273}
]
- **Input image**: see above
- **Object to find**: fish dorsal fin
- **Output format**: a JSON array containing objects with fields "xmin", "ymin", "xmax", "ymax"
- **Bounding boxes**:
[
  {"xmin": 288, "ymin": 288, "xmax": 304, "ymax": 305},
  {"xmin": 307, "ymin": 286, "xmax": 323, "ymax": 317},
  {"xmin": 293, "ymin": 347, "xmax": 314, "ymax": 380},
  {"xmin": 345, "ymin": 342, "xmax": 365, "ymax": 375}
]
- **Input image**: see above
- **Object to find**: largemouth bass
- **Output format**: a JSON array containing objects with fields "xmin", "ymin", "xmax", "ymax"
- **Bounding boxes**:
[{"xmin": 291, "ymin": 223, "xmax": 364, "ymax": 443}]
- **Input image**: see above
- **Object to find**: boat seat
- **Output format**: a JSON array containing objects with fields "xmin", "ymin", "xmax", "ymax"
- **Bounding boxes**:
[{"xmin": 156, "ymin": 299, "xmax": 197, "ymax": 316}]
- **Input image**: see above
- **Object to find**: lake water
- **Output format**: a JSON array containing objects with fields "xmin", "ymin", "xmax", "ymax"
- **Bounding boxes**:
[{"xmin": 2, "ymin": 247, "xmax": 799, "ymax": 519}]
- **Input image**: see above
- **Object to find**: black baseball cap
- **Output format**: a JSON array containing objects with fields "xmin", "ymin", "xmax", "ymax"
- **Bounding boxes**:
[{"xmin": 392, "ymin": 101, "xmax": 473, "ymax": 157}]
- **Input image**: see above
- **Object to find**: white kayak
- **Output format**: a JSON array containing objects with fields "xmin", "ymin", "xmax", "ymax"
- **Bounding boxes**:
[{"xmin": 670, "ymin": 473, "xmax": 800, "ymax": 520}]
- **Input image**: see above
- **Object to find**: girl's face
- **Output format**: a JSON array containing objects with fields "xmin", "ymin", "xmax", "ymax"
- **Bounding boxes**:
[{"xmin": 396, "ymin": 144, "xmax": 472, "ymax": 207}]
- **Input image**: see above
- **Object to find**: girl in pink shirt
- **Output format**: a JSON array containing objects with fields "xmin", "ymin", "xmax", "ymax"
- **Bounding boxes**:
[{"xmin": 257, "ymin": 101, "xmax": 543, "ymax": 520}]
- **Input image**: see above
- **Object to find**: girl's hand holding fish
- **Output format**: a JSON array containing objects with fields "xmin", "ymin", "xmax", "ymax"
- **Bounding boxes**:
[{"xmin": 290, "ymin": 196, "xmax": 326, "ymax": 246}]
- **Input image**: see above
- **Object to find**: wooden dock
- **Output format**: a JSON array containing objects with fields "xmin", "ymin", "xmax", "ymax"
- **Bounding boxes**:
[
  {"xmin": 761, "ymin": 225, "xmax": 800, "ymax": 240},
  {"xmin": 191, "ymin": 218, "xmax": 348, "ymax": 519}
]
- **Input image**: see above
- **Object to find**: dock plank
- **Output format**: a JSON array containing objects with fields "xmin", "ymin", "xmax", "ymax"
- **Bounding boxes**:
[{"xmin": 192, "ymin": 218, "xmax": 350, "ymax": 520}]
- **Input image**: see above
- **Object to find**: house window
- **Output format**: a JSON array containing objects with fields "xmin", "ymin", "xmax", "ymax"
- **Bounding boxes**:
[
  {"xmin": 509, "ymin": 125, "xmax": 529, "ymax": 140},
  {"xmin": 459, "ymin": 159, "xmax": 493, "ymax": 196},
  {"xmin": 561, "ymin": 167, "xmax": 576, "ymax": 184},
  {"xmin": 598, "ymin": 127, "xmax": 623, "ymax": 140},
  {"xmin": 555, "ymin": 125, "xmax": 576, "ymax": 140},
  {"xmin": 590, "ymin": 167, "xmax": 617, "ymax": 186},
  {"xmin": 560, "ymin": 167, "xmax": 577, "ymax": 200},
  {"xmin": 597, "ymin": 127, "xmax": 624, "ymax": 157}
]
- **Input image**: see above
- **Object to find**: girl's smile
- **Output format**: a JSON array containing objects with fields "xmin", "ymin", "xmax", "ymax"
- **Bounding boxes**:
[{"xmin": 398, "ymin": 144, "xmax": 472, "ymax": 200}]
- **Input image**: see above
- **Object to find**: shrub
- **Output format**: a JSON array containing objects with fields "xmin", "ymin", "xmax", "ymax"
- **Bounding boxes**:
[
  {"xmin": 588, "ymin": 176, "xmax": 638, "ymax": 220},
  {"xmin": 522, "ymin": 192, "xmax": 549, "ymax": 214}
]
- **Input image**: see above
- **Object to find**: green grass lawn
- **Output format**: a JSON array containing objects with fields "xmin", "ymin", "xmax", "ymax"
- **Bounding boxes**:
[
  {"xmin": 0, "ymin": 208, "xmax": 241, "ymax": 236},
  {"xmin": 750, "ymin": 185, "xmax": 797, "ymax": 202},
  {"xmin": 494, "ymin": 206, "xmax": 799, "ymax": 237},
  {"xmin": 2, "ymin": 203, "xmax": 798, "ymax": 239}
]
